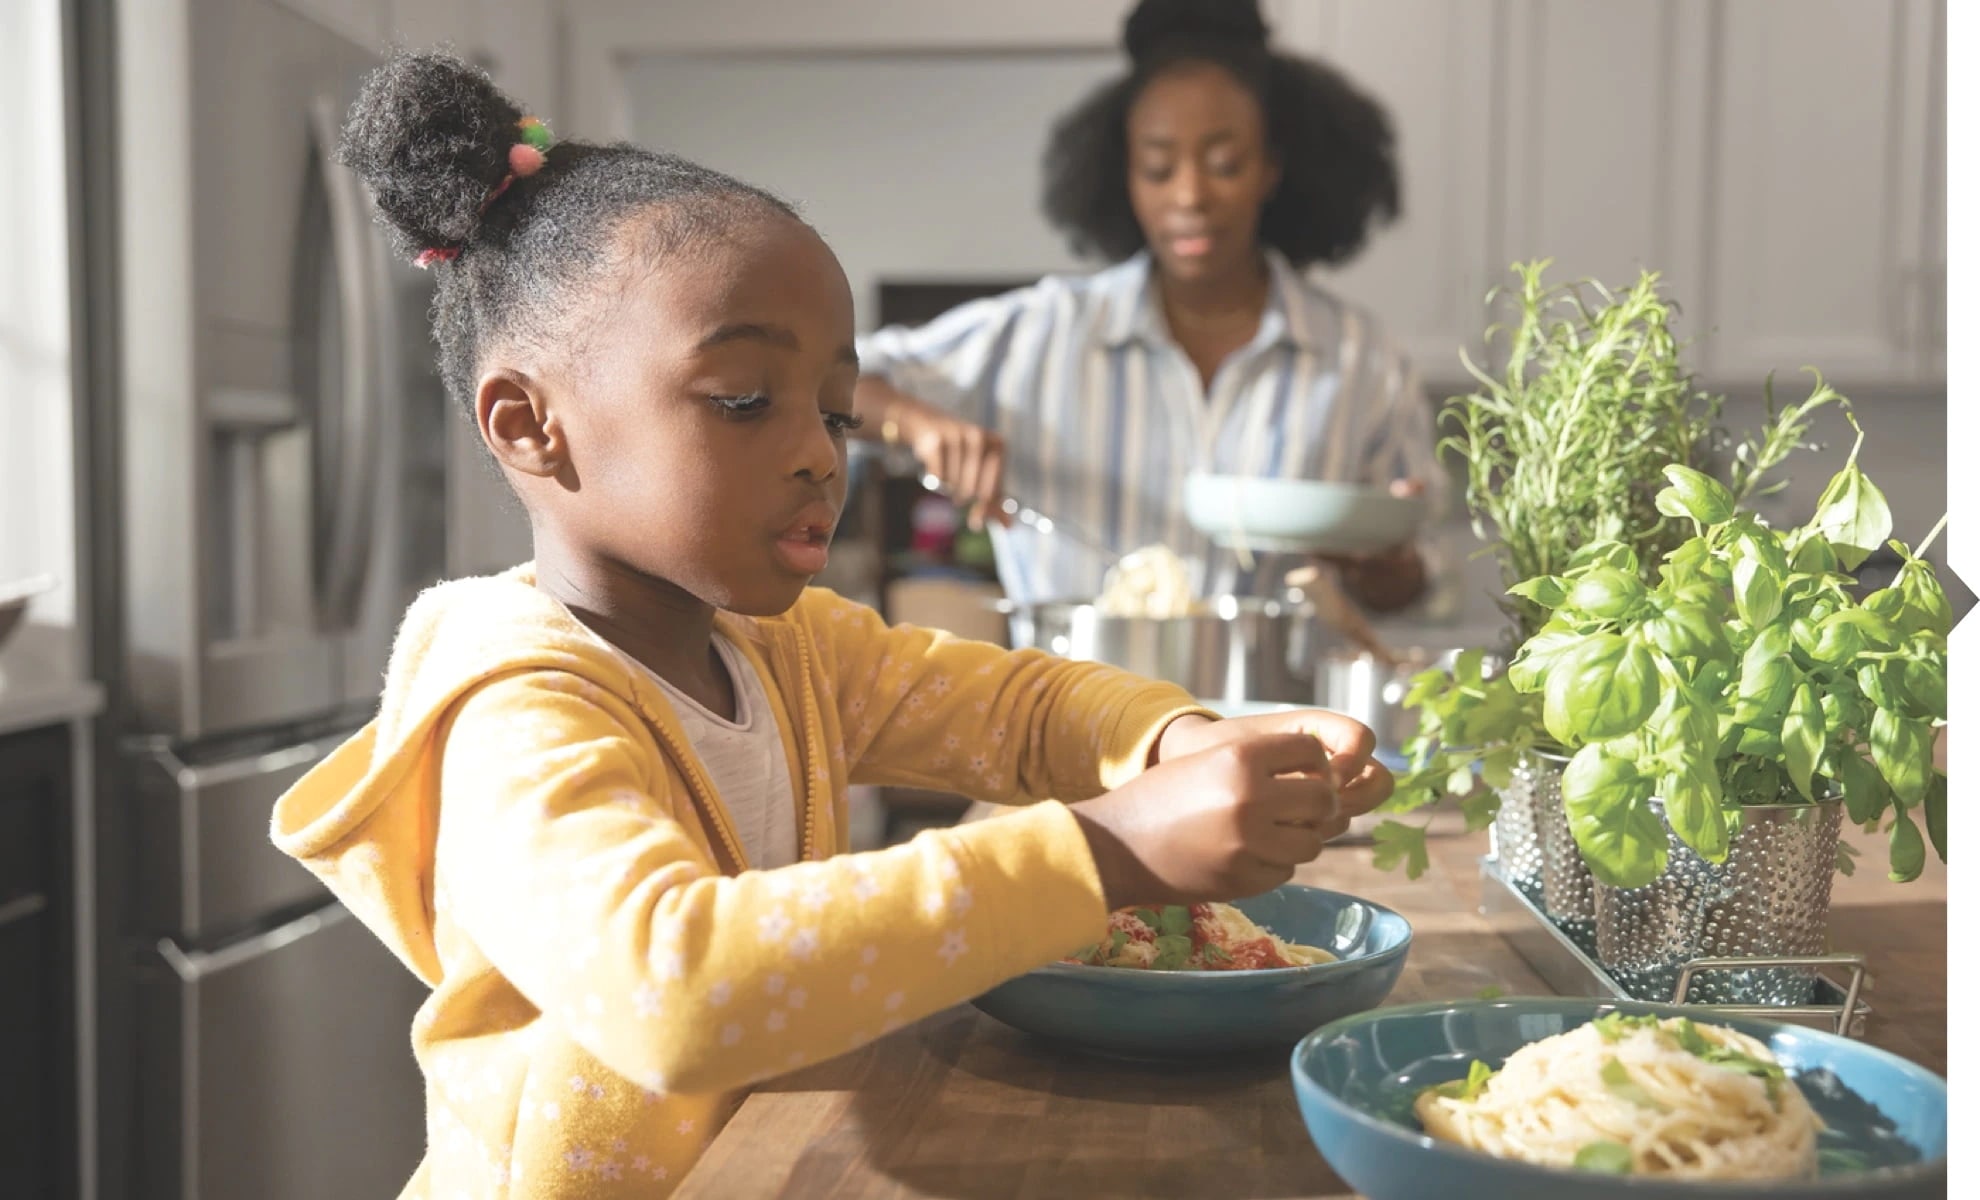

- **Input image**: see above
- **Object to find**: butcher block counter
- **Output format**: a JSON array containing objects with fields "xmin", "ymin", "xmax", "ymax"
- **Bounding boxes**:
[{"xmin": 676, "ymin": 814, "xmax": 1947, "ymax": 1200}]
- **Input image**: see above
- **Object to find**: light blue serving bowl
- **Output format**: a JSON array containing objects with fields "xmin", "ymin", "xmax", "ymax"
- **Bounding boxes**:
[
  {"xmin": 1291, "ymin": 998, "xmax": 1948, "ymax": 1200},
  {"xmin": 1183, "ymin": 473, "xmax": 1428, "ymax": 556},
  {"xmin": 972, "ymin": 884, "xmax": 1411, "ymax": 1061}
]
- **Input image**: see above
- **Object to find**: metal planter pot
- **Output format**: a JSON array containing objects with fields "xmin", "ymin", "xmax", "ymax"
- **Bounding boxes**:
[
  {"xmin": 1592, "ymin": 797, "xmax": 1844, "ymax": 1006},
  {"xmin": 1000, "ymin": 597, "xmax": 1320, "ymax": 704},
  {"xmin": 1488, "ymin": 749, "xmax": 1554, "ymax": 902},
  {"xmin": 1529, "ymin": 750, "xmax": 1598, "ymax": 925}
]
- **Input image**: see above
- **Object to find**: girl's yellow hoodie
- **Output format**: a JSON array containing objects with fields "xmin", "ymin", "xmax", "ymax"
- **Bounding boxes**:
[{"xmin": 270, "ymin": 566, "xmax": 1208, "ymax": 1197}]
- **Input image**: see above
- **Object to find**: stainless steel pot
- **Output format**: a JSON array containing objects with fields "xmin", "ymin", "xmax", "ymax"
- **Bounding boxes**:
[{"xmin": 1000, "ymin": 596, "xmax": 1321, "ymax": 704}]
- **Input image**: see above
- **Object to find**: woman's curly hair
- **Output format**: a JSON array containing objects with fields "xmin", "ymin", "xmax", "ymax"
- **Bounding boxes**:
[
  {"xmin": 338, "ymin": 49, "xmax": 797, "ymax": 413},
  {"xmin": 1042, "ymin": 0, "xmax": 1401, "ymax": 269}
]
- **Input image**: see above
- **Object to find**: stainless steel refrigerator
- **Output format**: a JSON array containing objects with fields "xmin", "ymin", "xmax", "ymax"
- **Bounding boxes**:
[{"xmin": 85, "ymin": 1, "xmax": 501, "ymax": 1195}]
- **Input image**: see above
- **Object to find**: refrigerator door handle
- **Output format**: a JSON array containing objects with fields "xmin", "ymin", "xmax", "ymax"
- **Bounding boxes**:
[
  {"xmin": 305, "ymin": 93, "xmax": 382, "ymax": 634},
  {"xmin": 153, "ymin": 903, "xmax": 352, "ymax": 983},
  {"xmin": 148, "ymin": 733, "xmax": 342, "ymax": 792}
]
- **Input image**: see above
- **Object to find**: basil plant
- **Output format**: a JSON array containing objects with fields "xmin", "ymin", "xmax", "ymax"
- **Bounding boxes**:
[{"xmin": 1497, "ymin": 430, "xmax": 1948, "ymax": 890}]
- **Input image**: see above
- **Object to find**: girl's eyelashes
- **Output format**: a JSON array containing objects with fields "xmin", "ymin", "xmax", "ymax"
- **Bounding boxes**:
[
  {"xmin": 706, "ymin": 392, "xmax": 864, "ymax": 439},
  {"xmin": 706, "ymin": 392, "xmax": 772, "ymax": 419}
]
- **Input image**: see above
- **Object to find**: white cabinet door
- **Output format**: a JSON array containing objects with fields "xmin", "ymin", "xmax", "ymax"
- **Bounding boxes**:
[
  {"xmin": 1495, "ymin": 1, "xmax": 1715, "ymax": 359},
  {"xmin": 1701, "ymin": 0, "xmax": 1937, "ymax": 388},
  {"xmin": 1278, "ymin": 0, "xmax": 1497, "ymax": 386}
]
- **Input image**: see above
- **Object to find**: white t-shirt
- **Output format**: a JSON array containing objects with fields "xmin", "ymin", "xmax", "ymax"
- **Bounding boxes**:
[{"xmin": 620, "ymin": 635, "xmax": 798, "ymax": 871}]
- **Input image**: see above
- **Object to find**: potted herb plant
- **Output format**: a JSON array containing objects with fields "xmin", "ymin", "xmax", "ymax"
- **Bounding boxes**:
[
  {"xmin": 1370, "ymin": 262, "xmax": 1820, "ymax": 925},
  {"xmin": 1495, "ymin": 424, "xmax": 1948, "ymax": 1003}
]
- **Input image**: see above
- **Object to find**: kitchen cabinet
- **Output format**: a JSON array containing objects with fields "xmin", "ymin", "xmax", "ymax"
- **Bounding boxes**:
[
  {"xmin": 1277, "ymin": 0, "xmax": 1499, "ymax": 384},
  {"xmin": 1496, "ymin": 0, "xmax": 1943, "ymax": 390},
  {"xmin": 0, "ymin": 724, "xmax": 76, "ymax": 1200},
  {"xmin": 569, "ymin": 0, "xmax": 1945, "ymax": 393}
]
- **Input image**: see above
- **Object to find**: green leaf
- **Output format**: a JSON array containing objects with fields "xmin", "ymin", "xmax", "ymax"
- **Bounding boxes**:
[
  {"xmin": 1894, "ymin": 561, "xmax": 1952, "ymax": 637},
  {"xmin": 1660, "ymin": 536, "xmax": 1716, "ymax": 589},
  {"xmin": 1664, "ymin": 764, "xmax": 1729, "ymax": 862},
  {"xmin": 1545, "ymin": 636, "xmax": 1660, "ymax": 743},
  {"xmin": 1506, "ymin": 575, "xmax": 1569, "ymax": 610},
  {"xmin": 1132, "ymin": 908, "xmax": 1162, "ymax": 930},
  {"xmin": 1834, "ymin": 750, "xmax": 1889, "ymax": 827},
  {"xmin": 1887, "ymin": 805, "xmax": 1925, "ymax": 883},
  {"xmin": 1563, "ymin": 746, "xmax": 1666, "ymax": 888},
  {"xmin": 1151, "ymin": 933, "xmax": 1194, "ymax": 970},
  {"xmin": 1672, "ymin": 1018, "xmax": 1711, "ymax": 1056},
  {"xmin": 1593, "ymin": 1012, "xmax": 1662, "ymax": 1042},
  {"xmin": 1371, "ymin": 821, "xmax": 1431, "ymax": 879},
  {"xmin": 1925, "ymin": 772, "xmax": 1946, "ymax": 864},
  {"xmin": 1200, "ymin": 941, "xmax": 1231, "ymax": 964},
  {"xmin": 1157, "ymin": 906, "xmax": 1194, "ymax": 937},
  {"xmin": 1568, "ymin": 540, "xmax": 1640, "ymax": 575},
  {"xmin": 1429, "ymin": 1058, "xmax": 1498, "ymax": 1102},
  {"xmin": 1459, "ymin": 790, "xmax": 1500, "ymax": 832},
  {"xmin": 1737, "ymin": 726, "xmax": 1783, "ymax": 757},
  {"xmin": 1898, "ymin": 656, "xmax": 1947, "ymax": 721},
  {"xmin": 1659, "ymin": 464, "xmax": 1736, "ymax": 526},
  {"xmin": 1600, "ymin": 1058, "xmax": 1670, "ymax": 1112},
  {"xmin": 1812, "ymin": 453, "xmax": 1894, "ymax": 571},
  {"xmin": 1792, "ymin": 535, "xmax": 1839, "ymax": 575},
  {"xmin": 1109, "ymin": 928, "xmax": 1129, "ymax": 954},
  {"xmin": 1732, "ymin": 625, "xmax": 1795, "ymax": 727},
  {"xmin": 1870, "ymin": 709, "xmax": 1930, "ymax": 806},
  {"xmin": 1474, "ymin": 985, "xmax": 1506, "ymax": 1001},
  {"xmin": 1480, "ymin": 746, "xmax": 1519, "ymax": 790},
  {"xmin": 1567, "ymin": 567, "xmax": 1646, "ymax": 621},
  {"xmin": 1643, "ymin": 603, "xmax": 1729, "ymax": 661},
  {"xmin": 1508, "ymin": 628, "xmax": 1584, "ymax": 693},
  {"xmin": 1782, "ymin": 684, "xmax": 1824, "ymax": 801},
  {"xmin": 1733, "ymin": 556, "xmax": 1782, "ymax": 627},
  {"xmin": 1857, "ymin": 661, "xmax": 1906, "ymax": 712},
  {"xmin": 1573, "ymin": 1140, "xmax": 1635, "ymax": 1175},
  {"xmin": 1835, "ymin": 838, "xmax": 1860, "ymax": 876}
]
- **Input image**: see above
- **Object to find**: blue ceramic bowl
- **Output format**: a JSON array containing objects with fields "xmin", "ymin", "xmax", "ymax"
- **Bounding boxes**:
[
  {"xmin": 1291, "ymin": 998, "xmax": 1948, "ymax": 1200},
  {"xmin": 1183, "ymin": 473, "xmax": 1427, "ymax": 555},
  {"xmin": 972, "ymin": 885, "xmax": 1411, "ymax": 1061}
]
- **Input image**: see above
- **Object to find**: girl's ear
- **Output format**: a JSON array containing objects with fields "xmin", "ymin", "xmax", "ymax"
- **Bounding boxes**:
[{"xmin": 476, "ymin": 368, "xmax": 563, "ymax": 477}]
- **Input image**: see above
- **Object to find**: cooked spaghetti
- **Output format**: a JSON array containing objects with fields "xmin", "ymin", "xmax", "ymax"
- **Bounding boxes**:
[
  {"xmin": 1414, "ymin": 1014, "xmax": 1822, "ymax": 1180},
  {"xmin": 1065, "ymin": 903, "xmax": 1336, "ymax": 971}
]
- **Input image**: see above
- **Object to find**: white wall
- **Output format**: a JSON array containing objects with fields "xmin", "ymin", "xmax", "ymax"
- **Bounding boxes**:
[
  {"xmin": 0, "ymin": 0, "xmax": 80, "ymax": 659},
  {"xmin": 622, "ymin": 52, "xmax": 1115, "ymax": 330}
]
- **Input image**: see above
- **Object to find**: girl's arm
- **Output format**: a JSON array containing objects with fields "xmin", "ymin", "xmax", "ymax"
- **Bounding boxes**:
[{"xmin": 432, "ymin": 670, "xmax": 1110, "ymax": 1097}]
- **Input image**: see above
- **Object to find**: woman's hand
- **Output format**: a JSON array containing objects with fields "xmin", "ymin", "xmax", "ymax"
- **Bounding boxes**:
[
  {"xmin": 880, "ymin": 390, "xmax": 1008, "ymax": 530},
  {"xmin": 1311, "ymin": 478, "xmax": 1429, "ymax": 612}
]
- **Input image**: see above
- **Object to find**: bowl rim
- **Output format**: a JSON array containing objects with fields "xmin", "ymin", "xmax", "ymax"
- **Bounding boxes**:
[
  {"xmin": 1289, "ymin": 996, "xmax": 1948, "ymax": 1194},
  {"xmin": 1030, "ymin": 884, "xmax": 1414, "ymax": 987}
]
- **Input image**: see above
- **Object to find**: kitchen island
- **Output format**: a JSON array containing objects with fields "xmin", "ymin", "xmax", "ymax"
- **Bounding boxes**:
[{"xmin": 675, "ymin": 813, "xmax": 1946, "ymax": 1200}]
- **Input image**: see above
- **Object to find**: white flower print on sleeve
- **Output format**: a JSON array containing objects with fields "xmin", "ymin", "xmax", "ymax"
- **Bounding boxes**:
[
  {"xmin": 719, "ymin": 1023, "xmax": 743, "ymax": 1047},
  {"xmin": 849, "ymin": 972, "xmax": 870, "ymax": 995},
  {"xmin": 787, "ymin": 986, "xmax": 808, "ymax": 1010},
  {"xmin": 766, "ymin": 1009, "xmax": 787, "ymax": 1032},
  {"xmin": 763, "ymin": 973, "xmax": 786, "ymax": 997},
  {"xmin": 861, "ymin": 945, "xmax": 880, "ymax": 966},
  {"xmin": 789, "ymin": 928, "xmax": 821, "ymax": 960},
  {"xmin": 937, "ymin": 929, "xmax": 970, "ymax": 966},
  {"xmin": 708, "ymin": 980, "xmax": 733, "ymax": 1007},
  {"xmin": 756, "ymin": 911, "xmax": 793, "ymax": 944}
]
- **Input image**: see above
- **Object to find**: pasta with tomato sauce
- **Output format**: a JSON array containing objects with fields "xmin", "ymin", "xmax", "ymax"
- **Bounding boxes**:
[{"xmin": 1065, "ymin": 903, "xmax": 1336, "ymax": 971}]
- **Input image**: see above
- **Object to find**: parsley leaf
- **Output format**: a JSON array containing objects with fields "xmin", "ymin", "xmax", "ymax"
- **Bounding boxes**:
[
  {"xmin": 1428, "ymin": 1059, "xmax": 1497, "ymax": 1102},
  {"xmin": 1592, "ymin": 1012, "xmax": 1662, "ymax": 1042},
  {"xmin": 1157, "ymin": 906, "xmax": 1194, "ymax": 937},
  {"xmin": 1151, "ymin": 934, "xmax": 1193, "ymax": 971},
  {"xmin": 1131, "ymin": 908, "xmax": 1162, "ymax": 930},
  {"xmin": 1573, "ymin": 1140, "xmax": 1634, "ymax": 1174},
  {"xmin": 1600, "ymin": 1058, "xmax": 1669, "ymax": 1112}
]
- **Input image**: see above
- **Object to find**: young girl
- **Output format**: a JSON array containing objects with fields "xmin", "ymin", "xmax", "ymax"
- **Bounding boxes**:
[{"xmin": 272, "ymin": 51, "xmax": 1391, "ymax": 1199}]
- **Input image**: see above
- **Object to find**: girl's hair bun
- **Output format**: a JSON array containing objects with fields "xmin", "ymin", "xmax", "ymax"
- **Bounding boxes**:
[
  {"xmin": 1123, "ymin": 0, "xmax": 1271, "ymax": 65},
  {"xmin": 337, "ymin": 49, "xmax": 526, "ymax": 260}
]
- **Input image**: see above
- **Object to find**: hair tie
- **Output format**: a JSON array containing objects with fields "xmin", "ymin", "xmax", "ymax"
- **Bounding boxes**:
[{"xmin": 415, "ymin": 115, "xmax": 555, "ymax": 269}]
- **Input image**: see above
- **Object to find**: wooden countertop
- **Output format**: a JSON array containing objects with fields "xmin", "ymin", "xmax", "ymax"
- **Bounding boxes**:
[{"xmin": 677, "ymin": 816, "xmax": 1946, "ymax": 1200}]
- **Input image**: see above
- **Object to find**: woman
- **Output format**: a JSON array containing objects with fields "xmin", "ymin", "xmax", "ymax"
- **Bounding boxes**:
[{"xmin": 852, "ymin": 0, "xmax": 1441, "ymax": 613}]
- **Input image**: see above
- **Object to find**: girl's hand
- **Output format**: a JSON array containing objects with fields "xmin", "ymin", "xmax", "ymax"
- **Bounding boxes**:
[
  {"xmin": 1071, "ymin": 730, "xmax": 1357, "ymax": 910},
  {"xmin": 1157, "ymin": 710, "xmax": 1390, "ymax": 817}
]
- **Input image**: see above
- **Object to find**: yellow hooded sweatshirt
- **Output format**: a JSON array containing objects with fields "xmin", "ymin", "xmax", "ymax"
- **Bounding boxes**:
[{"xmin": 270, "ymin": 566, "xmax": 1209, "ymax": 1197}]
